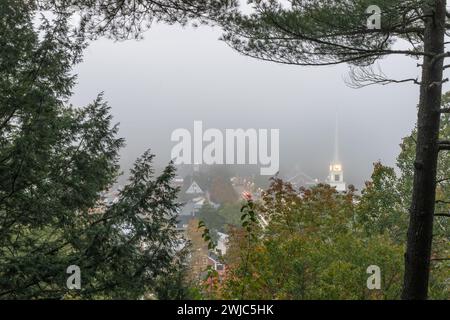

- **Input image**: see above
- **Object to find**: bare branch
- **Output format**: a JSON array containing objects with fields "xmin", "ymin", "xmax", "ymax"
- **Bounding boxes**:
[
  {"xmin": 434, "ymin": 213, "xmax": 450, "ymax": 218},
  {"xmin": 438, "ymin": 140, "xmax": 450, "ymax": 151},
  {"xmin": 431, "ymin": 52, "xmax": 450, "ymax": 66},
  {"xmin": 346, "ymin": 65, "xmax": 420, "ymax": 89},
  {"xmin": 431, "ymin": 257, "xmax": 450, "ymax": 261},
  {"xmin": 428, "ymin": 78, "xmax": 449, "ymax": 89}
]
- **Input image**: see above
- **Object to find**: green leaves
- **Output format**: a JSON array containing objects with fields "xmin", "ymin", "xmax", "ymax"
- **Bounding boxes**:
[
  {"xmin": 357, "ymin": 162, "xmax": 407, "ymax": 242},
  {"xmin": 240, "ymin": 199, "xmax": 258, "ymax": 236},
  {"xmin": 198, "ymin": 220, "xmax": 216, "ymax": 250},
  {"xmin": 220, "ymin": 181, "xmax": 405, "ymax": 300},
  {"xmin": 0, "ymin": 1, "xmax": 184, "ymax": 299}
]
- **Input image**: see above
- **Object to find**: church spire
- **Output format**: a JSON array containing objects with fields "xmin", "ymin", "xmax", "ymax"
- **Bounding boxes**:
[
  {"xmin": 334, "ymin": 111, "xmax": 339, "ymax": 163},
  {"xmin": 327, "ymin": 110, "xmax": 346, "ymax": 192}
]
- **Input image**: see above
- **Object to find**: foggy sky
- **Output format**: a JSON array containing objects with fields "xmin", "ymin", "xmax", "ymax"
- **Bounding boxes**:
[{"xmin": 70, "ymin": 23, "xmax": 442, "ymax": 189}]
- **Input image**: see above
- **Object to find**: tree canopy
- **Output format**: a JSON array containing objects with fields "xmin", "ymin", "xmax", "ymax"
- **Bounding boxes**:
[{"xmin": 0, "ymin": 0, "xmax": 185, "ymax": 299}]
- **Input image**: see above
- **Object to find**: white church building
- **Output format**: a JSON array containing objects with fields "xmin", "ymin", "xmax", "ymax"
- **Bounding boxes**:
[{"xmin": 327, "ymin": 162, "xmax": 346, "ymax": 192}]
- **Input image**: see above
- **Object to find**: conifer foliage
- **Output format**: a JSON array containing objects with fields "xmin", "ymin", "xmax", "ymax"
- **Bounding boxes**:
[{"xmin": 0, "ymin": 0, "xmax": 183, "ymax": 299}]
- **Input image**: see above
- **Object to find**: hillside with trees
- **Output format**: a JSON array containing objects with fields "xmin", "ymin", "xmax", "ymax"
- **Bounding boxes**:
[{"xmin": 0, "ymin": 0, "xmax": 449, "ymax": 301}]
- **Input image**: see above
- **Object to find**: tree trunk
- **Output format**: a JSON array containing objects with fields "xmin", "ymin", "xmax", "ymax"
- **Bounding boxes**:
[{"xmin": 402, "ymin": 0, "xmax": 446, "ymax": 300}]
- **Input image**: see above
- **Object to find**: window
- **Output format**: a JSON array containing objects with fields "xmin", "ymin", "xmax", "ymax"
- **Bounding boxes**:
[{"xmin": 335, "ymin": 174, "xmax": 340, "ymax": 182}]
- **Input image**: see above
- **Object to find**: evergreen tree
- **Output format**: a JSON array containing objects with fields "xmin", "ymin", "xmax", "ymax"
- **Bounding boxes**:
[
  {"xmin": 0, "ymin": 0, "xmax": 184, "ymax": 299},
  {"xmin": 197, "ymin": 202, "xmax": 226, "ymax": 234}
]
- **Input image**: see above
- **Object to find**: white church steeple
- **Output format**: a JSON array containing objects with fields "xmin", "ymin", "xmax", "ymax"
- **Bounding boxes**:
[
  {"xmin": 327, "ymin": 112, "xmax": 346, "ymax": 192},
  {"xmin": 334, "ymin": 112, "xmax": 339, "ymax": 163}
]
